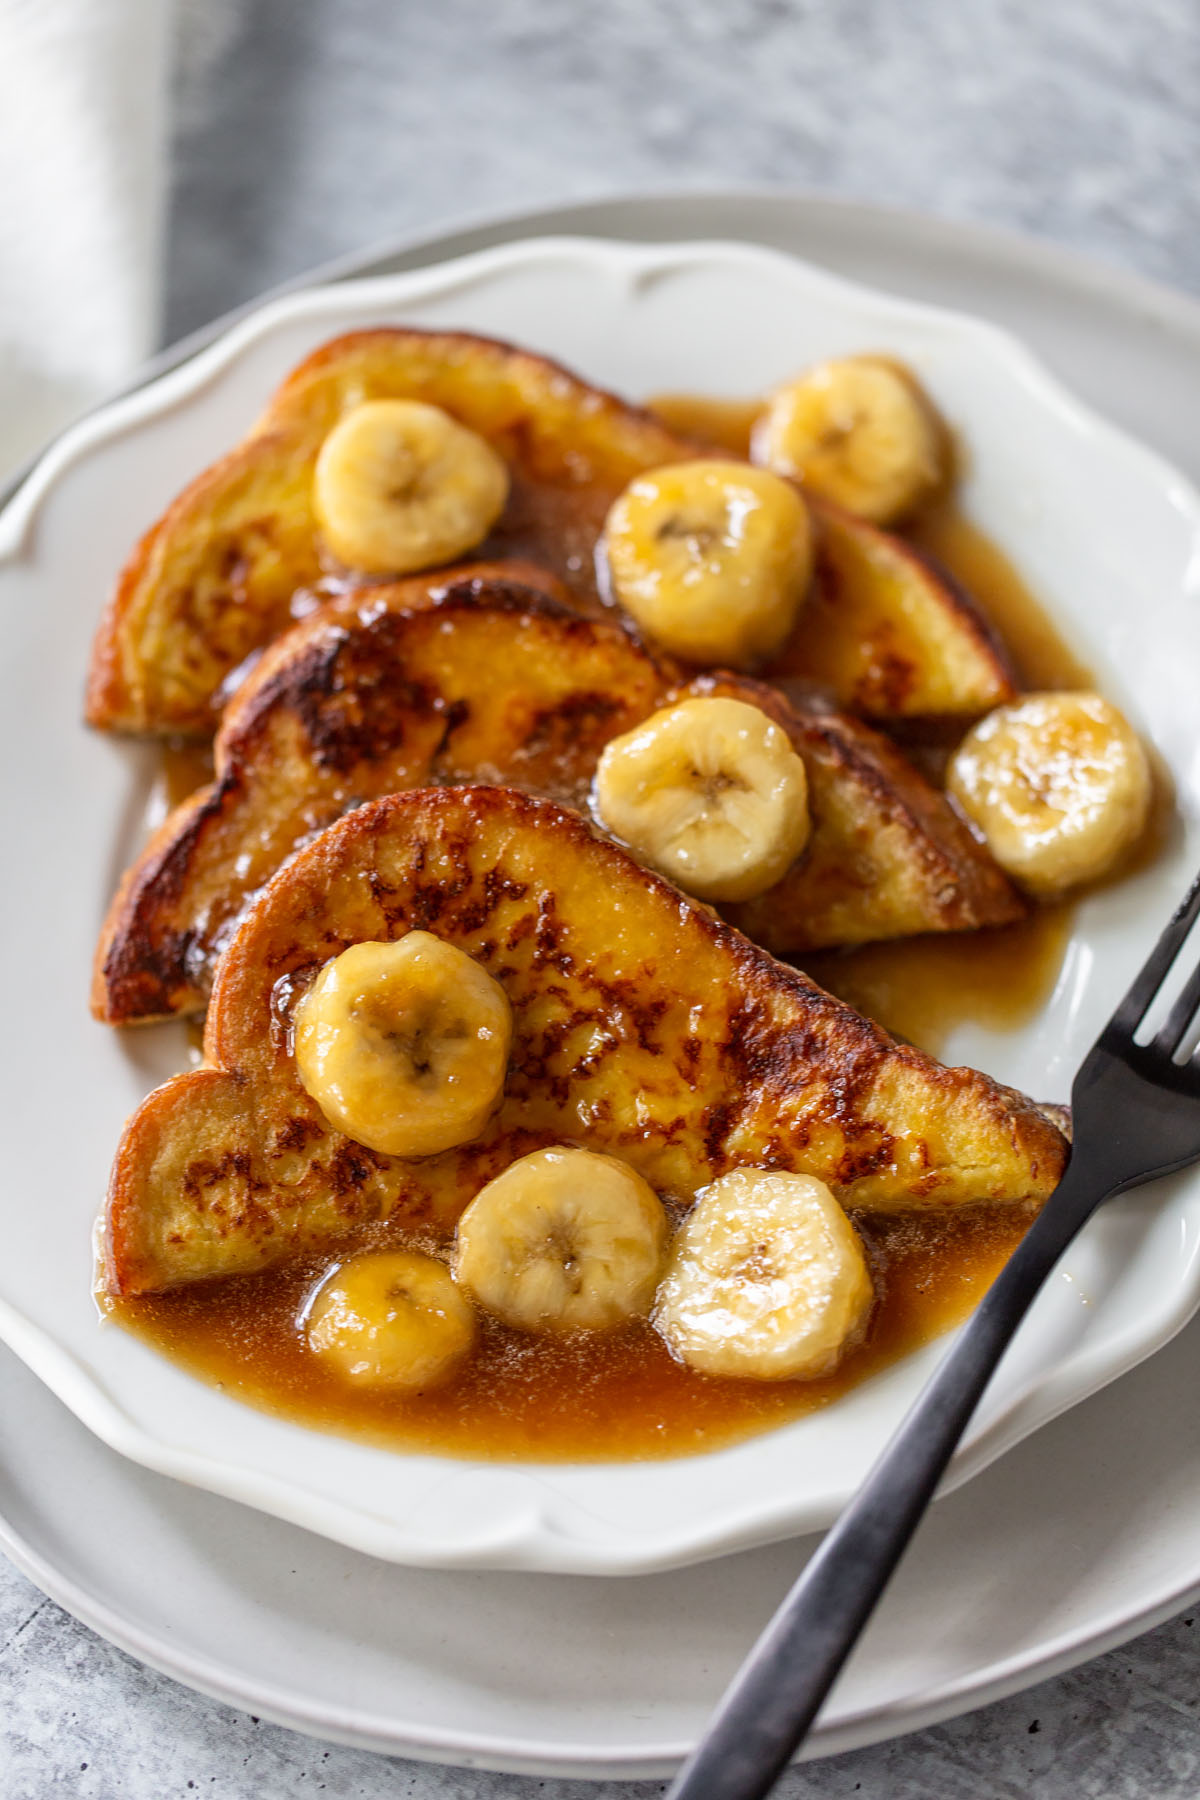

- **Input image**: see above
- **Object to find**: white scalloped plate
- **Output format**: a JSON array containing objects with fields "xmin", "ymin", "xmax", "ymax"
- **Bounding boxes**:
[{"xmin": 2, "ymin": 236, "xmax": 1199, "ymax": 1576}]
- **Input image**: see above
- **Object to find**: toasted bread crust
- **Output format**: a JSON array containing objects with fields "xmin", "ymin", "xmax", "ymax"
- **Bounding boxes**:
[
  {"xmin": 93, "ymin": 578, "xmax": 1024, "ymax": 1025},
  {"xmin": 87, "ymin": 327, "xmax": 1016, "ymax": 740},
  {"xmin": 104, "ymin": 787, "xmax": 1065, "ymax": 1295}
]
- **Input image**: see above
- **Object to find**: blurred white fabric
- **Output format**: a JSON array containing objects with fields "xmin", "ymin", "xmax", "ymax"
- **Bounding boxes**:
[{"xmin": 0, "ymin": 0, "xmax": 171, "ymax": 477}]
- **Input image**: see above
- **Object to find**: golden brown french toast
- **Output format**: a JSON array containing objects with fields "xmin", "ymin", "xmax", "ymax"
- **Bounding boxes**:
[
  {"xmin": 92, "ymin": 575, "xmax": 1024, "ymax": 1025},
  {"xmin": 86, "ymin": 330, "xmax": 688, "ymax": 738},
  {"xmin": 86, "ymin": 328, "xmax": 1015, "ymax": 739},
  {"xmin": 103, "ymin": 787, "xmax": 1066, "ymax": 1295}
]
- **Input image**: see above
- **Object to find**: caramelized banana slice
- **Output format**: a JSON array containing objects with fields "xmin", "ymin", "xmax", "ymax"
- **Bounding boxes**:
[
  {"xmin": 455, "ymin": 1147, "xmax": 668, "ymax": 1333},
  {"xmin": 653, "ymin": 1170, "xmax": 874, "ymax": 1381},
  {"xmin": 753, "ymin": 357, "xmax": 944, "ymax": 525},
  {"xmin": 314, "ymin": 399, "xmax": 509, "ymax": 573},
  {"xmin": 306, "ymin": 1250, "xmax": 475, "ymax": 1388},
  {"xmin": 946, "ymin": 691, "xmax": 1151, "ymax": 898},
  {"xmin": 293, "ymin": 933, "xmax": 512, "ymax": 1156},
  {"xmin": 602, "ymin": 459, "xmax": 812, "ymax": 667},
  {"xmin": 593, "ymin": 695, "xmax": 810, "ymax": 902}
]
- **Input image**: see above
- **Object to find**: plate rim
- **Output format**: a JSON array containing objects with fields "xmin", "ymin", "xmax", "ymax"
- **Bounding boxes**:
[
  {"xmin": 7, "ymin": 230, "xmax": 1200, "ymax": 557},
  {"xmin": 2, "ymin": 1482, "xmax": 1199, "ymax": 1779},
  {"xmin": 7, "ymin": 192, "xmax": 1200, "ymax": 1772},
  {"xmin": 9, "ymin": 183, "xmax": 1200, "ymax": 520}
]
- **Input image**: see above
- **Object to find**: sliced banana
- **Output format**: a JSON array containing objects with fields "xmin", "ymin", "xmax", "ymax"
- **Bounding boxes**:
[
  {"xmin": 454, "ymin": 1146, "xmax": 668, "ymax": 1334},
  {"xmin": 946, "ymin": 691, "xmax": 1151, "ymax": 899},
  {"xmin": 653, "ymin": 1170, "xmax": 874, "ymax": 1382},
  {"xmin": 752, "ymin": 356, "xmax": 943, "ymax": 525},
  {"xmin": 293, "ymin": 932, "xmax": 512, "ymax": 1156},
  {"xmin": 601, "ymin": 459, "xmax": 812, "ymax": 668},
  {"xmin": 313, "ymin": 398, "xmax": 509, "ymax": 574},
  {"xmin": 306, "ymin": 1249, "xmax": 476, "ymax": 1389},
  {"xmin": 593, "ymin": 695, "xmax": 810, "ymax": 902}
]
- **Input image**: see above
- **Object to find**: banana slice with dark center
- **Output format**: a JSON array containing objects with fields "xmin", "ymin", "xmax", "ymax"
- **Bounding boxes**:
[
  {"xmin": 601, "ymin": 459, "xmax": 812, "ymax": 667},
  {"xmin": 293, "ymin": 933, "xmax": 512, "ymax": 1156},
  {"xmin": 454, "ymin": 1146, "xmax": 668, "ymax": 1333},
  {"xmin": 313, "ymin": 398, "xmax": 509, "ymax": 574},
  {"xmin": 593, "ymin": 695, "xmax": 810, "ymax": 902}
]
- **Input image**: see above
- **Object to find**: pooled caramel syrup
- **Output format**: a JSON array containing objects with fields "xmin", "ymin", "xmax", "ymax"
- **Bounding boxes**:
[
  {"xmin": 802, "ymin": 908, "xmax": 1074, "ymax": 1057},
  {"xmin": 111, "ymin": 1205, "xmax": 1030, "ymax": 1462},
  {"xmin": 113, "ymin": 385, "xmax": 1109, "ymax": 1463}
]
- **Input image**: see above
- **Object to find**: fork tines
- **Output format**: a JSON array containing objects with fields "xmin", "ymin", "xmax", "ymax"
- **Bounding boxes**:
[{"xmin": 1105, "ymin": 866, "xmax": 1200, "ymax": 1054}]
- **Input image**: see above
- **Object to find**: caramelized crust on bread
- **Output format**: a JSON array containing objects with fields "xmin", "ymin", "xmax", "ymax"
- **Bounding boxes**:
[
  {"xmin": 86, "ymin": 329, "xmax": 688, "ymax": 737},
  {"xmin": 103, "ymin": 788, "xmax": 1066, "ymax": 1294},
  {"xmin": 92, "ymin": 577, "xmax": 1024, "ymax": 1024},
  {"xmin": 769, "ymin": 501, "xmax": 1017, "ymax": 719},
  {"xmin": 87, "ymin": 328, "xmax": 1016, "ymax": 739}
]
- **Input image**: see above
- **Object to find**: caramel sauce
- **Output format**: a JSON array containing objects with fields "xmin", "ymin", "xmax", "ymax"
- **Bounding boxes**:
[
  {"xmin": 160, "ymin": 742, "xmax": 215, "ymax": 809},
  {"xmin": 110, "ymin": 1204, "xmax": 1029, "ymax": 1461},
  {"xmin": 801, "ymin": 908, "xmax": 1073, "ymax": 1056},
  {"xmin": 650, "ymin": 393, "xmax": 759, "ymax": 458},
  {"xmin": 906, "ymin": 500, "xmax": 1092, "ymax": 691},
  {"xmin": 114, "ymin": 382, "xmax": 1123, "ymax": 1464}
]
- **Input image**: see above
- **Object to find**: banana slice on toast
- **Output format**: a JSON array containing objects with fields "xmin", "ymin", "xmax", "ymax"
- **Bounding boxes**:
[
  {"xmin": 102, "ymin": 786, "xmax": 1067, "ymax": 1296},
  {"xmin": 455, "ymin": 1146, "xmax": 668, "ymax": 1333},
  {"xmin": 86, "ymin": 328, "xmax": 1014, "ymax": 738},
  {"xmin": 653, "ymin": 1170, "xmax": 874, "ymax": 1380},
  {"xmin": 293, "ymin": 933, "xmax": 512, "ymax": 1156},
  {"xmin": 593, "ymin": 695, "xmax": 813, "ymax": 902},
  {"xmin": 92, "ymin": 578, "xmax": 1024, "ymax": 1025},
  {"xmin": 313, "ymin": 398, "xmax": 510, "ymax": 573},
  {"xmin": 602, "ymin": 459, "xmax": 812, "ymax": 666}
]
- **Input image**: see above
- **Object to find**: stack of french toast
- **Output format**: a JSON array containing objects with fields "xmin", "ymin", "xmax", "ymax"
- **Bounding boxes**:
[{"xmin": 87, "ymin": 330, "xmax": 1152, "ymax": 1405}]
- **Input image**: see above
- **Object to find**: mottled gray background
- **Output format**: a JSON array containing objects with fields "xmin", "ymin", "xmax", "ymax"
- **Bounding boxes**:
[
  {"xmin": 7, "ymin": 0, "xmax": 1200, "ymax": 1793},
  {"xmin": 166, "ymin": 0, "xmax": 1200, "ymax": 339}
]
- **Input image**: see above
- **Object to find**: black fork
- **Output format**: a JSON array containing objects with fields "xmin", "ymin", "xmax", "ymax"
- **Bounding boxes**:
[{"xmin": 669, "ymin": 866, "xmax": 1200, "ymax": 1800}]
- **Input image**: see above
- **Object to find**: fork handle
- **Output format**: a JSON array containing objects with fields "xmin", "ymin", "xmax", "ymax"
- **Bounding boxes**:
[{"xmin": 667, "ymin": 1161, "xmax": 1104, "ymax": 1800}]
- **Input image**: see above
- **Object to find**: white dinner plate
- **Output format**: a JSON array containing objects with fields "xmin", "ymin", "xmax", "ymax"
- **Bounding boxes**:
[
  {"xmin": 2, "ymin": 226, "xmax": 1200, "ymax": 1577},
  {"xmin": 4, "ymin": 191, "xmax": 1200, "ymax": 1771}
]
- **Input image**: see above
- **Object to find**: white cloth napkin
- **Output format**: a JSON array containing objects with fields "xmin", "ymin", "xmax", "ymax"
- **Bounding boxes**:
[{"xmin": 0, "ymin": 0, "xmax": 172, "ymax": 479}]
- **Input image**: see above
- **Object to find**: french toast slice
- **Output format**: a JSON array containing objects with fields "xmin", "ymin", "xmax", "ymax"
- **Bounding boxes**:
[
  {"xmin": 103, "ymin": 787, "xmax": 1067, "ymax": 1295},
  {"xmin": 92, "ymin": 576, "xmax": 1024, "ymax": 1025},
  {"xmin": 86, "ymin": 328, "xmax": 1015, "ymax": 739}
]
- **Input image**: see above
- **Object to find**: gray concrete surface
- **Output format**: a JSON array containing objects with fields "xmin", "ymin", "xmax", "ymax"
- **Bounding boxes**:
[
  {"xmin": 166, "ymin": 0, "xmax": 1200, "ymax": 339},
  {"xmin": 6, "ymin": 0, "xmax": 1200, "ymax": 1792}
]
